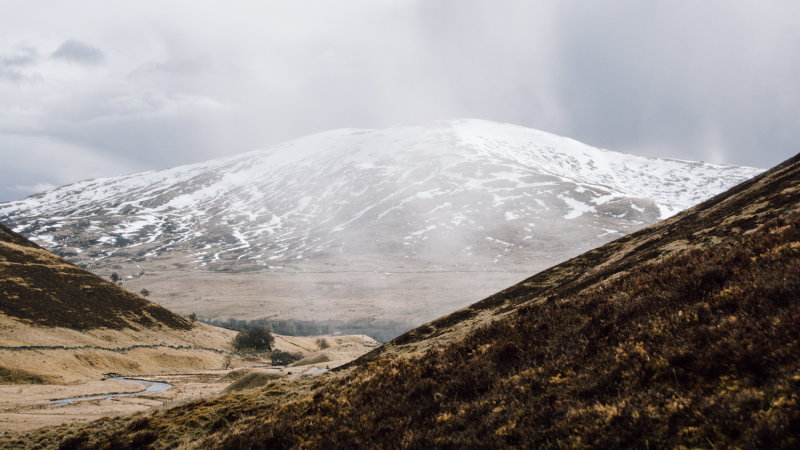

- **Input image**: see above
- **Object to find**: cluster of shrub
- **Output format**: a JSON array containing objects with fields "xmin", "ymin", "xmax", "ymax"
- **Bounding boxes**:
[
  {"xmin": 231, "ymin": 328, "xmax": 273, "ymax": 352},
  {"xmin": 199, "ymin": 317, "xmax": 413, "ymax": 343},
  {"xmin": 229, "ymin": 327, "xmax": 302, "ymax": 365}
]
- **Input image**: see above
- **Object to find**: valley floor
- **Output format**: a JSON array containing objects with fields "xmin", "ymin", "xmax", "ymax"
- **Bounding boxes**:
[
  {"xmin": 0, "ymin": 334, "xmax": 377, "ymax": 434},
  {"xmin": 0, "ymin": 371, "xmax": 232, "ymax": 433},
  {"xmin": 118, "ymin": 268, "xmax": 530, "ymax": 324}
]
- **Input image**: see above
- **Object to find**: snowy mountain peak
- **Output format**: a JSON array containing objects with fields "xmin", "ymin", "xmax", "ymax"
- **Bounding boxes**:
[
  {"xmin": 4, "ymin": 119, "xmax": 759, "ymax": 224},
  {"xmin": 0, "ymin": 120, "xmax": 763, "ymax": 322}
]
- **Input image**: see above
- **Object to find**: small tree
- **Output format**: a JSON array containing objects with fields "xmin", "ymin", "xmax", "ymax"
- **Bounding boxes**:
[
  {"xmin": 222, "ymin": 355, "xmax": 233, "ymax": 370},
  {"xmin": 189, "ymin": 312, "xmax": 198, "ymax": 322},
  {"xmin": 232, "ymin": 328, "xmax": 274, "ymax": 352},
  {"xmin": 139, "ymin": 288, "xmax": 150, "ymax": 298},
  {"xmin": 316, "ymin": 338, "xmax": 330, "ymax": 350},
  {"xmin": 110, "ymin": 272, "xmax": 120, "ymax": 283}
]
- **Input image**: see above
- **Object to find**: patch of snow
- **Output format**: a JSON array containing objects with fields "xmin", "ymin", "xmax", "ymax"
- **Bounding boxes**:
[{"xmin": 560, "ymin": 195, "xmax": 596, "ymax": 220}]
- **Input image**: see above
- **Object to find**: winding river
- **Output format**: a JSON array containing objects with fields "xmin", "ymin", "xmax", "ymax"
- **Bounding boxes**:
[{"xmin": 51, "ymin": 377, "xmax": 173, "ymax": 406}]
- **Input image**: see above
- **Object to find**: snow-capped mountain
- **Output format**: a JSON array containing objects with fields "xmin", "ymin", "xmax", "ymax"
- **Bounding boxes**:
[
  {"xmin": 0, "ymin": 119, "xmax": 763, "ymax": 322},
  {"xmin": 1, "ymin": 119, "xmax": 762, "ymax": 271}
]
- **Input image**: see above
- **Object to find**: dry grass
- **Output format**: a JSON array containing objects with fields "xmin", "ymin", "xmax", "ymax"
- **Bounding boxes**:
[
  {"xmin": 222, "ymin": 372, "xmax": 283, "ymax": 393},
  {"xmin": 215, "ymin": 369, "xmax": 257, "ymax": 383},
  {"xmin": 6, "ymin": 210, "xmax": 798, "ymax": 449},
  {"xmin": 0, "ymin": 222, "xmax": 191, "ymax": 331},
  {"xmin": 0, "ymin": 366, "xmax": 60, "ymax": 385},
  {"xmin": 200, "ymin": 213, "xmax": 800, "ymax": 449},
  {"xmin": 2, "ymin": 154, "xmax": 799, "ymax": 449}
]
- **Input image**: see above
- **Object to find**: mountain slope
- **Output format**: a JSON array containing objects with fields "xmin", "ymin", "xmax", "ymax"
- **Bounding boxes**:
[
  {"xmin": 0, "ymin": 222, "xmax": 236, "ymax": 384},
  {"xmin": 216, "ymin": 210, "xmax": 800, "ymax": 449},
  {"xmin": 0, "ymin": 222, "xmax": 190, "ymax": 331},
  {"xmin": 9, "ymin": 155, "xmax": 797, "ymax": 448},
  {"xmin": 361, "ymin": 147, "xmax": 800, "ymax": 361},
  {"xmin": 0, "ymin": 120, "xmax": 763, "ymax": 323}
]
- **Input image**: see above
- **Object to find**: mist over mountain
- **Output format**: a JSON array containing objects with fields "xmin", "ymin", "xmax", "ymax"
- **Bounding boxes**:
[
  {"xmin": 6, "ymin": 143, "xmax": 797, "ymax": 450},
  {"xmin": 0, "ymin": 119, "xmax": 763, "ymax": 322}
]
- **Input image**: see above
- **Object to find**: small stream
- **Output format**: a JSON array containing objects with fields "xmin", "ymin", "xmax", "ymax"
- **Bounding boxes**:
[{"xmin": 51, "ymin": 377, "xmax": 173, "ymax": 406}]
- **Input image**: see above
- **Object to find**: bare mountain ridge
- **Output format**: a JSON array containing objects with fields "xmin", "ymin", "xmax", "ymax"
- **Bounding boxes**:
[{"xmin": 0, "ymin": 119, "xmax": 763, "ymax": 323}]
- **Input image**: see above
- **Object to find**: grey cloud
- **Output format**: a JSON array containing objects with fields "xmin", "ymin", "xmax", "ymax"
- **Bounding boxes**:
[
  {"xmin": 0, "ymin": 45, "xmax": 41, "ymax": 83},
  {"xmin": 548, "ymin": 1, "xmax": 800, "ymax": 168},
  {"xmin": 416, "ymin": 1, "xmax": 563, "ymax": 131},
  {"xmin": 0, "ymin": 132, "xmax": 139, "ymax": 203},
  {"xmin": 1, "ymin": 46, "xmax": 39, "ymax": 67},
  {"xmin": 129, "ymin": 57, "xmax": 212, "ymax": 78},
  {"xmin": 411, "ymin": 0, "xmax": 800, "ymax": 169},
  {"xmin": 0, "ymin": 67, "xmax": 28, "ymax": 83},
  {"xmin": 52, "ymin": 39, "xmax": 105, "ymax": 65},
  {"xmin": 2, "ymin": 1, "xmax": 800, "ymax": 203}
]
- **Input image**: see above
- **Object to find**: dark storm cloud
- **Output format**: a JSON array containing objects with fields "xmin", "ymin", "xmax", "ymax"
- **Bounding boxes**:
[{"xmin": 52, "ymin": 39, "xmax": 105, "ymax": 65}]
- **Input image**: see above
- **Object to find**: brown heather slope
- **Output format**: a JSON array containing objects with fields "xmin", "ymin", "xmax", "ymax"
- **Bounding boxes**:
[
  {"xmin": 2, "ymin": 153, "xmax": 799, "ymax": 449},
  {"xmin": 0, "ymin": 223, "xmax": 237, "ymax": 386},
  {"xmin": 0, "ymin": 222, "xmax": 191, "ymax": 331},
  {"xmin": 357, "ymin": 151, "xmax": 800, "ymax": 362}
]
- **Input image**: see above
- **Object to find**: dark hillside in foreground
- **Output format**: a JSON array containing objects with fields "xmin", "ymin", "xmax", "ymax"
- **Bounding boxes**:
[
  {"xmin": 208, "ymin": 207, "xmax": 800, "ymax": 449},
  {"xmin": 361, "ymin": 151, "xmax": 800, "ymax": 362},
  {"xmin": 0, "ymin": 222, "xmax": 191, "ymax": 330},
  {"xmin": 2, "ymin": 153, "xmax": 799, "ymax": 449}
]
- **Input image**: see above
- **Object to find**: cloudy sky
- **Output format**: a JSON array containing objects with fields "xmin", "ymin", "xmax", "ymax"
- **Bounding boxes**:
[{"xmin": 2, "ymin": 1, "xmax": 799, "ymax": 202}]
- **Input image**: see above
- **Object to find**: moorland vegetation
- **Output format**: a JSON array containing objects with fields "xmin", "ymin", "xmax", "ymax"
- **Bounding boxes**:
[
  {"xmin": 38, "ymin": 211, "xmax": 794, "ymax": 449},
  {"xmin": 2, "ymin": 153, "xmax": 800, "ymax": 449},
  {"xmin": 0, "ymin": 222, "xmax": 191, "ymax": 332},
  {"xmin": 231, "ymin": 328, "xmax": 274, "ymax": 353}
]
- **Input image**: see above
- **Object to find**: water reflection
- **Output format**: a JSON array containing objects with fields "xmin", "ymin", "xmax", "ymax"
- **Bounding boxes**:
[{"xmin": 51, "ymin": 377, "xmax": 172, "ymax": 406}]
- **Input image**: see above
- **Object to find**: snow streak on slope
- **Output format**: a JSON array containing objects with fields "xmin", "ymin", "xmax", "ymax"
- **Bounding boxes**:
[{"xmin": 0, "ymin": 119, "xmax": 763, "ymax": 273}]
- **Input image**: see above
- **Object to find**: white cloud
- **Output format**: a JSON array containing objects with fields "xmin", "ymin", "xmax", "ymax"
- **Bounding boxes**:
[{"xmin": 0, "ymin": 0, "xmax": 798, "ymax": 202}]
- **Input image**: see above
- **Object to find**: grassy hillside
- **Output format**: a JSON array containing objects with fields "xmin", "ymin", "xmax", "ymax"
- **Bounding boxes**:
[
  {"xmin": 0, "ymin": 222, "xmax": 190, "ymax": 331},
  {"xmin": 361, "ymin": 153, "xmax": 800, "ymax": 362},
  {"xmin": 0, "ymin": 223, "xmax": 238, "ymax": 385},
  {"xmin": 2, "ymin": 153, "xmax": 799, "ymax": 448},
  {"xmin": 211, "ymin": 211, "xmax": 799, "ymax": 449}
]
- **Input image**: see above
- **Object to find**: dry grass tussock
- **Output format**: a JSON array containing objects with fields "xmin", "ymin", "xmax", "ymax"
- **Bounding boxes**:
[
  {"xmin": 222, "ymin": 371, "xmax": 283, "ymax": 393},
  {"xmin": 5, "ymin": 212, "xmax": 798, "ymax": 449}
]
